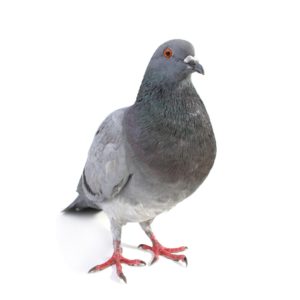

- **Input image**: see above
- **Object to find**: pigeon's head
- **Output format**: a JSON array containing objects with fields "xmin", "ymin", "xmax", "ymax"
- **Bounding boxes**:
[{"xmin": 144, "ymin": 39, "xmax": 204, "ymax": 85}]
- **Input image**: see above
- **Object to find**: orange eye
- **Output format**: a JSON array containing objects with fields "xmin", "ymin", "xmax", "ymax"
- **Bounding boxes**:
[{"xmin": 163, "ymin": 47, "xmax": 173, "ymax": 59}]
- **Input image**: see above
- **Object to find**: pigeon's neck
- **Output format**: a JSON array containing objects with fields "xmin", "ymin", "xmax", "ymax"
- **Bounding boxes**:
[
  {"xmin": 134, "ymin": 76, "xmax": 204, "ymax": 123},
  {"xmin": 136, "ymin": 75, "xmax": 194, "ymax": 105}
]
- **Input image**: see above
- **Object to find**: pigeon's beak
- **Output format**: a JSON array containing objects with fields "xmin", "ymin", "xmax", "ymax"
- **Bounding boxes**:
[{"xmin": 184, "ymin": 55, "xmax": 205, "ymax": 75}]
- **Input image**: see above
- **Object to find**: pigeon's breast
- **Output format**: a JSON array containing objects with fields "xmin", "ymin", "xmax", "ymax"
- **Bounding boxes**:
[
  {"xmin": 149, "ymin": 128, "xmax": 216, "ymax": 186},
  {"xmin": 124, "ymin": 102, "xmax": 216, "ymax": 187}
]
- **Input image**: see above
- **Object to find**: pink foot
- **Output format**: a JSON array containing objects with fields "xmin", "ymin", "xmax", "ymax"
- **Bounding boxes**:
[
  {"xmin": 139, "ymin": 234, "xmax": 188, "ymax": 266},
  {"xmin": 89, "ymin": 242, "xmax": 146, "ymax": 283}
]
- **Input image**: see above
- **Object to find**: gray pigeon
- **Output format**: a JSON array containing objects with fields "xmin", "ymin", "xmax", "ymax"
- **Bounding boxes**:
[{"xmin": 64, "ymin": 39, "xmax": 216, "ymax": 283}]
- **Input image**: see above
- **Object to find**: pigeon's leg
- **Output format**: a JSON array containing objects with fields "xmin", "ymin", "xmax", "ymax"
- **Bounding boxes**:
[
  {"xmin": 139, "ymin": 220, "xmax": 188, "ymax": 266},
  {"xmin": 88, "ymin": 220, "xmax": 146, "ymax": 283}
]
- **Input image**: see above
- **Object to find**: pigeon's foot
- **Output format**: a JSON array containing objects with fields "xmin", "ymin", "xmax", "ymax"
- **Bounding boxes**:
[
  {"xmin": 138, "ymin": 234, "xmax": 188, "ymax": 266},
  {"xmin": 88, "ymin": 242, "xmax": 146, "ymax": 283}
]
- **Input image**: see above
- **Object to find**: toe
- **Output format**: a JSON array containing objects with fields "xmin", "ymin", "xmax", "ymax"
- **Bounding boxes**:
[
  {"xmin": 164, "ymin": 246, "xmax": 188, "ymax": 253},
  {"xmin": 121, "ymin": 258, "xmax": 146, "ymax": 266}
]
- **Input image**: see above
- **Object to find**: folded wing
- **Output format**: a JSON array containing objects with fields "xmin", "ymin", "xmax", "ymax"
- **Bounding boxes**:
[{"xmin": 80, "ymin": 108, "xmax": 130, "ymax": 203}]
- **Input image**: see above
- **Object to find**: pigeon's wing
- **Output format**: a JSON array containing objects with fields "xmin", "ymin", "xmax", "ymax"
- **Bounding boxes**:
[{"xmin": 79, "ymin": 108, "xmax": 130, "ymax": 202}]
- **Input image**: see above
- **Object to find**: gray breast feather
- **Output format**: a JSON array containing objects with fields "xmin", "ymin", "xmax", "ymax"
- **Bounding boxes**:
[{"xmin": 81, "ymin": 108, "xmax": 130, "ymax": 202}]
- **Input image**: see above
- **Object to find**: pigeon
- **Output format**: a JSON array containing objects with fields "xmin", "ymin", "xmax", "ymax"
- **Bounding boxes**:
[{"xmin": 64, "ymin": 39, "xmax": 216, "ymax": 283}]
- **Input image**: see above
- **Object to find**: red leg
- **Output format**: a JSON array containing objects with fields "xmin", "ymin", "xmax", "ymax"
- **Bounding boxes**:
[
  {"xmin": 89, "ymin": 240, "xmax": 146, "ymax": 283},
  {"xmin": 139, "ymin": 233, "xmax": 188, "ymax": 265}
]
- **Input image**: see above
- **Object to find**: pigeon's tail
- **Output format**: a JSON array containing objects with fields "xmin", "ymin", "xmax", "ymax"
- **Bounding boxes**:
[
  {"xmin": 63, "ymin": 174, "xmax": 102, "ymax": 213},
  {"xmin": 62, "ymin": 195, "xmax": 102, "ymax": 213}
]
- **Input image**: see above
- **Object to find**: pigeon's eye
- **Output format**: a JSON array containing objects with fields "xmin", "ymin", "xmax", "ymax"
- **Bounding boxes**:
[{"xmin": 163, "ymin": 48, "xmax": 173, "ymax": 59}]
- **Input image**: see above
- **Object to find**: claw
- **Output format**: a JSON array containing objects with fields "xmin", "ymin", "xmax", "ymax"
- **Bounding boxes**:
[
  {"xmin": 139, "ymin": 260, "xmax": 146, "ymax": 266},
  {"xmin": 88, "ymin": 266, "xmax": 98, "ymax": 273},
  {"xmin": 182, "ymin": 256, "xmax": 188, "ymax": 267},
  {"xmin": 118, "ymin": 272, "xmax": 127, "ymax": 284},
  {"xmin": 138, "ymin": 244, "xmax": 152, "ymax": 251},
  {"xmin": 150, "ymin": 256, "xmax": 158, "ymax": 265}
]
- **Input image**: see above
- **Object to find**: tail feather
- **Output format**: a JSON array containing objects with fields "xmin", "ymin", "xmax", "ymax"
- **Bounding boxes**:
[
  {"xmin": 62, "ymin": 196, "xmax": 102, "ymax": 213},
  {"xmin": 63, "ymin": 175, "xmax": 102, "ymax": 213}
]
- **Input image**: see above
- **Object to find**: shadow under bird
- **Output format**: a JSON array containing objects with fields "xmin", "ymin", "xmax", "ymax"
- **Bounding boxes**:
[{"xmin": 64, "ymin": 39, "xmax": 216, "ymax": 283}]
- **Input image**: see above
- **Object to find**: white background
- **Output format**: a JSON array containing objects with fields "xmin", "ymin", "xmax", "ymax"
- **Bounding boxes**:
[{"xmin": 0, "ymin": 0, "xmax": 299, "ymax": 299}]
